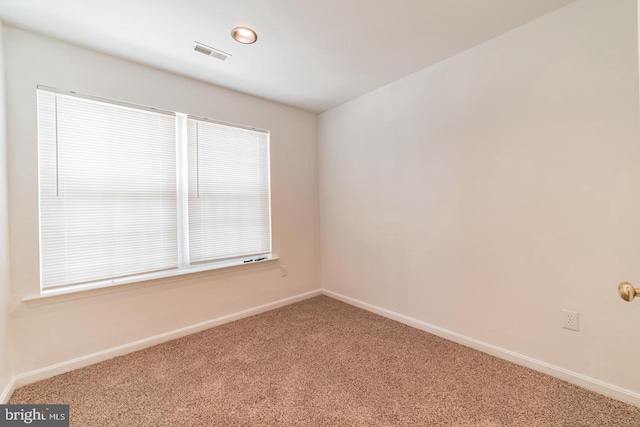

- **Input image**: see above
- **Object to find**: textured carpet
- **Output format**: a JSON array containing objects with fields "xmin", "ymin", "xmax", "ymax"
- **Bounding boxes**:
[{"xmin": 9, "ymin": 295, "xmax": 640, "ymax": 426}]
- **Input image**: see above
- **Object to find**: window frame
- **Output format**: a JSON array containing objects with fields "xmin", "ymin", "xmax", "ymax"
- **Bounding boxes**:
[{"xmin": 36, "ymin": 85, "xmax": 274, "ymax": 297}]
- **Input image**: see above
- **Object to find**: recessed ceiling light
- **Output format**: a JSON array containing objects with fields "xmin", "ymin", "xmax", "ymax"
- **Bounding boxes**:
[{"xmin": 231, "ymin": 27, "xmax": 258, "ymax": 44}]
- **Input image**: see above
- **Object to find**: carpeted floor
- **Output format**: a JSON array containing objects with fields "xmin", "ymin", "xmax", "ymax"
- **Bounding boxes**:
[{"xmin": 9, "ymin": 295, "xmax": 640, "ymax": 426}]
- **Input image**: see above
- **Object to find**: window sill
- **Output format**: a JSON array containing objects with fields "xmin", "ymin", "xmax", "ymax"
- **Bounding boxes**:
[{"xmin": 23, "ymin": 256, "xmax": 279, "ymax": 306}]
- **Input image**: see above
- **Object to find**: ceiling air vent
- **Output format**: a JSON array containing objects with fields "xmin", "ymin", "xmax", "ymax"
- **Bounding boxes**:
[{"xmin": 193, "ymin": 42, "xmax": 231, "ymax": 61}]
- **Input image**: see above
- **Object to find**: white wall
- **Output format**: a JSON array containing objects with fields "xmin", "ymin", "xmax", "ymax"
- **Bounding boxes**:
[
  {"xmin": 319, "ymin": 0, "xmax": 640, "ymax": 396},
  {"xmin": 0, "ymin": 20, "xmax": 13, "ymax": 398},
  {"xmin": 5, "ymin": 27, "xmax": 319, "ymax": 375}
]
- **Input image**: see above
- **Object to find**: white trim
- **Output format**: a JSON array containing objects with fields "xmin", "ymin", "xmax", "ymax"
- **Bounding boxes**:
[
  {"xmin": 26, "ymin": 256, "xmax": 279, "ymax": 302},
  {"xmin": 321, "ymin": 289, "xmax": 640, "ymax": 408},
  {"xmin": 4, "ymin": 289, "xmax": 321, "ymax": 401},
  {"xmin": 186, "ymin": 114, "xmax": 269, "ymax": 134},
  {"xmin": 36, "ymin": 85, "xmax": 175, "ymax": 116},
  {"xmin": 0, "ymin": 377, "xmax": 16, "ymax": 404},
  {"xmin": 175, "ymin": 113, "xmax": 190, "ymax": 269}
]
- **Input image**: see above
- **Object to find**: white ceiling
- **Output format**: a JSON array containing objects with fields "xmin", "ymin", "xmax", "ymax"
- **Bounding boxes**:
[{"xmin": 0, "ymin": 0, "xmax": 577, "ymax": 112}]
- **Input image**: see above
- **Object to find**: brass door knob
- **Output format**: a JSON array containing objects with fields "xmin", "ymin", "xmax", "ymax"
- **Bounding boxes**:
[{"xmin": 619, "ymin": 282, "xmax": 639, "ymax": 302}]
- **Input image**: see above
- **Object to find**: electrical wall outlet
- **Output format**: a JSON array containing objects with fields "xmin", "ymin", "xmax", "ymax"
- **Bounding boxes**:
[
  {"xmin": 281, "ymin": 265, "xmax": 288, "ymax": 277},
  {"xmin": 562, "ymin": 309, "xmax": 580, "ymax": 331}
]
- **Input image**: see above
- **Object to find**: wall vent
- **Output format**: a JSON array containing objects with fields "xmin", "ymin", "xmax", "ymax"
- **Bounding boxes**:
[{"xmin": 193, "ymin": 42, "xmax": 231, "ymax": 61}]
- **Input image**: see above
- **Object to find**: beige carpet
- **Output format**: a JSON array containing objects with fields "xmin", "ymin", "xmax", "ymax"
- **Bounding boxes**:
[{"xmin": 9, "ymin": 295, "xmax": 640, "ymax": 426}]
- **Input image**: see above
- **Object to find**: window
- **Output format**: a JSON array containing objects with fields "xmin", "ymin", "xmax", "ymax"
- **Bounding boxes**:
[
  {"xmin": 37, "ymin": 87, "xmax": 272, "ymax": 292},
  {"xmin": 187, "ymin": 118, "xmax": 271, "ymax": 264}
]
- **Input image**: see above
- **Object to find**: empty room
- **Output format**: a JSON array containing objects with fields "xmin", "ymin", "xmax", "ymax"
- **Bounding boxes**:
[{"xmin": 1, "ymin": 0, "xmax": 640, "ymax": 425}]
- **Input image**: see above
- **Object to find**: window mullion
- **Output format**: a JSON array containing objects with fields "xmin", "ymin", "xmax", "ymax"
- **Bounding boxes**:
[{"xmin": 176, "ymin": 113, "xmax": 190, "ymax": 268}]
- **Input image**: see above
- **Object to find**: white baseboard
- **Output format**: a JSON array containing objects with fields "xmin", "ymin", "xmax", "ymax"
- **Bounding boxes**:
[
  {"xmin": 0, "ymin": 376, "xmax": 16, "ymax": 404},
  {"xmin": 322, "ymin": 289, "xmax": 640, "ymax": 408},
  {"xmin": 1, "ymin": 289, "xmax": 322, "ymax": 403}
]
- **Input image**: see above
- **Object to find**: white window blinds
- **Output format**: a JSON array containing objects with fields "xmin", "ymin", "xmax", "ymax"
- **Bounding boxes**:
[
  {"xmin": 187, "ymin": 118, "xmax": 271, "ymax": 264},
  {"xmin": 37, "ymin": 89, "xmax": 178, "ymax": 289}
]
